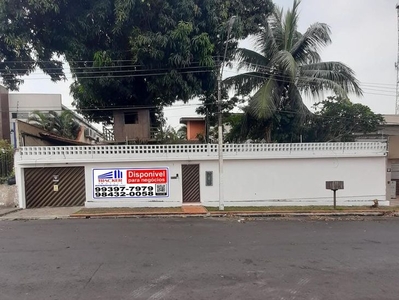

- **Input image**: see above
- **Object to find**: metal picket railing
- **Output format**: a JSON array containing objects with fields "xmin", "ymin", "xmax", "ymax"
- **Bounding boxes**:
[{"xmin": 0, "ymin": 150, "xmax": 14, "ymax": 182}]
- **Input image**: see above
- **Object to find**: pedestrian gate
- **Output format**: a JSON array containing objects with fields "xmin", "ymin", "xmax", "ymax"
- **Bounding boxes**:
[{"xmin": 181, "ymin": 164, "xmax": 201, "ymax": 203}]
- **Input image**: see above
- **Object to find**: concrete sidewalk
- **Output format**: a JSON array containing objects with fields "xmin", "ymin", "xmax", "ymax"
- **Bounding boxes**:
[
  {"xmin": 0, "ymin": 206, "xmax": 397, "ymax": 220},
  {"xmin": 0, "ymin": 208, "xmax": 21, "ymax": 217},
  {"xmin": 0, "ymin": 207, "xmax": 81, "ymax": 220}
]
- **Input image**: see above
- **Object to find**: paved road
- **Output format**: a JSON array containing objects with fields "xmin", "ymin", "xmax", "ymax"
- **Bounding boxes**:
[{"xmin": 0, "ymin": 217, "xmax": 399, "ymax": 300}]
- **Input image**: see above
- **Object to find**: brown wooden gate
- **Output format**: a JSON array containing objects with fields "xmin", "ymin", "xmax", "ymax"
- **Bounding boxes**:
[
  {"xmin": 393, "ymin": 179, "xmax": 399, "ymax": 195},
  {"xmin": 182, "ymin": 164, "xmax": 201, "ymax": 203},
  {"xmin": 25, "ymin": 167, "xmax": 85, "ymax": 208}
]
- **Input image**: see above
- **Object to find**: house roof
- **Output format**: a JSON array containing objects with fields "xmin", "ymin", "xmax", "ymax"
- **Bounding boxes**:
[
  {"xmin": 179, "ymin": 117, "xmax": 206, "ymax": 125},
  {"xmin": 18, "ymin": 120, "xmax": 90, "ymax": 146},
  {"xmin": 38, "ymin": 132, "xmax": 90, "ymax": 145}
]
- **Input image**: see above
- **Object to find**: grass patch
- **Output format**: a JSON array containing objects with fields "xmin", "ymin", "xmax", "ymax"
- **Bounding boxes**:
[
  {"xmin": 205, "ymin": 206, "xmax": 388, "ymax": 212},
  {"xmin": 73, "ymin": 207, "xmax": 182, "ymax": 215}
]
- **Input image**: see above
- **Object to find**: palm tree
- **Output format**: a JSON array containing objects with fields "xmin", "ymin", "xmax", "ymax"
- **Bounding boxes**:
[
  {"xmin": 27, "ymin": 110, "xmax": 54, "ymax": 132},
  {"xmin": 28, "ymin": 110, "xmax": 81, "ymax": 140},
  {"xmin": 225, "ymin": 0, "xmax": 362, "ymax": 141},
  {"xmin": 177, "ymin": 125, "xmax": 187, "ymax": 140},
  {"xmin": 50, "ymin": 111, "xmax": 81, "ymax": 140}
]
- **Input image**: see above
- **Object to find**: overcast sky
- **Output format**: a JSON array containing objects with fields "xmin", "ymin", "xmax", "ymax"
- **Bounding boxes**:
[{"xmin": 14, "ymin": 0, "xmax": 399, "ymax": 129}]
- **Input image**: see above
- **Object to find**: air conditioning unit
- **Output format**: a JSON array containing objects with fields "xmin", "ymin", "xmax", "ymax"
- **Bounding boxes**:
[
  {"xmin": 84, "ymin": 128, "xmax": 97, "ymax": 140},
  {"xmin": 84, "ymin": 128, "xmax": 91, "ymax": 138}
]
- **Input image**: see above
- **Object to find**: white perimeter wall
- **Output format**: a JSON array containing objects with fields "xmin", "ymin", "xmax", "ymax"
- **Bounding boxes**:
[
  {"xmin": 220, "ymin": 157, "xmax": 386, "ymax": 206},
  {"xmin": 82, "ymin": 157, "xmax": 387, "ymax": 208},
  {"xmin": 15, "ymin": 143, "xmax": 388, "ymax": 208}
]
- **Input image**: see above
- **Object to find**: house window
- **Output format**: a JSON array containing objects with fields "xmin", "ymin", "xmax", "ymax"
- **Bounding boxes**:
[
  {"xmin": 11, "ymin": 112, "xmax": 29, "ymax": 119},
  {"xmin": 124, "ymin": 112, "xmax": 138, "ymax": 124}
]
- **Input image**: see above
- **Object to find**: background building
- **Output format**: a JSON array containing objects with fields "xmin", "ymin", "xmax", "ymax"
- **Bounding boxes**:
[{"xmin": 0, "ymin": 85, "xmax": 103, "ymax": 147}]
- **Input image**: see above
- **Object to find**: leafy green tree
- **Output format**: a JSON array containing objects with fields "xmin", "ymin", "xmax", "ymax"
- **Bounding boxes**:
[
  {"xmin": 224, "ymin": 109, "xmax": 271, "ymax": 143},
  {"xmin": 0, "ymin": 139, "xmax": 13, "ymax": 151},
  {"xmin": 196, "ymin": 92, "xmax": 244, "ymax": 126},
  {"xmin": 0, "ymin": 139, "xmax": 13, "ymax": 181},
  {"xmin": 0, "ymin": 0, "xmax": 274, "ymax": 123},
  {"xmin": 304, "ymin": 97, "xmax": 384, "ymax": 142},
  {"xmin": 224, "ymin": 113, "xmax": 247, "ymax": 143},
  {"xmin": 225, "ymin": 0, "xmax": 362, "ymax": 141},
  {"xmin": 154, "ymin": 125, "xmax": 182, "ymax": 143},
  {"xmin": 226, "ymin": 96, "xmax": 384, "ymax": 143}
]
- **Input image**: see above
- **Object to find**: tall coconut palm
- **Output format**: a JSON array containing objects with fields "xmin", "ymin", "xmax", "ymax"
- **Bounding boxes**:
[{"xmin": 224, "ymin": 0, "xmax": 363, "ymax": 141}]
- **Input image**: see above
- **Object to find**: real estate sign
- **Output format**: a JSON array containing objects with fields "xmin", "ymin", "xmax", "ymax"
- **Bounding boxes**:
[{"xmin": 92, "ymin": 168, "xmax": 169, "ymax": 199}]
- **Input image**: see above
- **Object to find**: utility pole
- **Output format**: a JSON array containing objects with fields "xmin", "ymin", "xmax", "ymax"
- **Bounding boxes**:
[
  {"xmin": 205, "ymin": 107, "xmax": 209, "ymax": 143},
  {"xmin": 218, "ymin": 16, "xmax": 236, "ymax": 211},
  {"xmin": 395, "ymin": 4, "xmax": 399, "ymax": 114}
]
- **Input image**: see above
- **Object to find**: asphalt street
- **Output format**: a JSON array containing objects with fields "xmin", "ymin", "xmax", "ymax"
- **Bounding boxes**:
[{"xmin": 0, "ymin": 217, "xmax": 398, "ymax": 300}]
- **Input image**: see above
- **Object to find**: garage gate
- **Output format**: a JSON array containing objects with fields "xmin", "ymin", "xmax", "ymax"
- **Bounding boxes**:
[{"xmin": 24, "ymin": 167, "xmax": 85, "ymax": 208}]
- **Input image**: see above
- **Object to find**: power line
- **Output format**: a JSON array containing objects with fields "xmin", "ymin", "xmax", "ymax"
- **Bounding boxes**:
[
  {"xmin": 1, "ymin": 61, "xmax": 397, "ymax": 99},
  {"xmin": 0, "ymin": 59, "xmax": 219, "ymax": 73},
  {"xmin": 0, "ymin": 56, "xmax": 224, "ymax": 65},
  {"xmin": 2, "ymin": 66, "xmax": 397, "ymax": 97},
  {"xmin": 221, "ymin": 69, "xmax": 398, "ymax": 98},
  {"xmin": 2, "ymin": 57, "xmax": 398, "ymax": 90},
  {"xmin": 230, "ymin": 61, "xmax": 398, "ymax": 88},
  {"xmin": 0, "ymin": 69, "xmax": 216, "ymax": 81},
  {"xmin": 1, "ymin": 54, "xmax": 397, "ymax": 95},
  {"xmin": 0, "ymin": 66, "xmax": 216, "ymax": 78}
]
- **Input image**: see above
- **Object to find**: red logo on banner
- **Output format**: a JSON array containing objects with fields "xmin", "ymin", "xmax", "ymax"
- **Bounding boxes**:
[{"xmin": 127, "ymin": 169, "xmax": 168, "ymax": 184}]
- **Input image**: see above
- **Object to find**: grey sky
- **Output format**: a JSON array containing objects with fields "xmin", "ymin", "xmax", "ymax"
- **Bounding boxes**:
[{"xmin": 15, "ymin": 0, "xmax": 398, "ymax": 129}]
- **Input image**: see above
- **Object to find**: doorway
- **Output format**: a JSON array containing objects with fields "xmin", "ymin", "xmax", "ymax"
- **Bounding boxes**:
[{"xmin": 181, "ymin": 164, "xmax": 201, "ymax": 203}]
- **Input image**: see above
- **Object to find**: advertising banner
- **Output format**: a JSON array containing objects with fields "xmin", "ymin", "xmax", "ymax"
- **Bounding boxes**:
[{"xmin": 92, "ymin": 168, "xmax": 169, "ymax": 199}]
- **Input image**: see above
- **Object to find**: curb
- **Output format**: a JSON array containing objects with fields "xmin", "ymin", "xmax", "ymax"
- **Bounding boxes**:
[
  {"xmin": 70, "ymin": 212, "xmax": 208, "ymax": 219},
  {"xmin": 69, "ymin": 210, "xmax": 399, "ymax": 219},
  {"xmin": 72, "ymin": 214, "xmax": 209, "ymax": 219},
  {"xmin": 2, "ymin": 210, "xmax": 398, "ymax": 221},
  {"xmin": 0, "ymin": 208, "xmax": 21, "ymax": 217},
  {"xmin": 0, "ymin": 215, "xmax": 73, "ymax": 221},
  {"xmin": 209, "ymin": 210, "xmax": 398, "ymax": 217}
]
